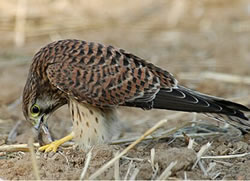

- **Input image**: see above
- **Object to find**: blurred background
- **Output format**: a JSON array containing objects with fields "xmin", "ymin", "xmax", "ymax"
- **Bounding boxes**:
[{"xmin": 0, "ymin": 0, "xmax": 250, "ymax": 144}]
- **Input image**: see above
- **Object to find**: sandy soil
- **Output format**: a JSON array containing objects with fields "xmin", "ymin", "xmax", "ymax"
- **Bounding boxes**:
[{"xmin": 0, "ymin": 0, "xmax": 250, "ymax": 180}]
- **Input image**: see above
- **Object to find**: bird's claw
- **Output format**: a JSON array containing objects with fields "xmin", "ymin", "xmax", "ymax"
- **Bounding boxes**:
[
  {"xmin": 39, "ymin": 140, "xmax": 61, "ymax": 153},
  {"xmin": 38, "ymin": 133, "xmax": 74, "ymax": 153}
]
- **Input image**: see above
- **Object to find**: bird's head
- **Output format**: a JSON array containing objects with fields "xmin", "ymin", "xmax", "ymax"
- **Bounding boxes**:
[{"xmin": 22, "ymin": 71, "xmax": 67, "ymax": 131}]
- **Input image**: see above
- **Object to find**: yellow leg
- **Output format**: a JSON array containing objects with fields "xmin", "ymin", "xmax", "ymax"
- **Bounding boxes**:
[{"xmin": 39, "ymin": 132, "xmax": 74, "ymax": 152}]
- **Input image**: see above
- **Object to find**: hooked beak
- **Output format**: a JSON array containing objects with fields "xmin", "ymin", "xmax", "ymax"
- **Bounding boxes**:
[
  {"xmin": 33, "ymin": 114, "xmax": 53, "ymax": 145},
  {"xmin": 34, "ymin": 114, "xmax": 45, "ymax": 130}
]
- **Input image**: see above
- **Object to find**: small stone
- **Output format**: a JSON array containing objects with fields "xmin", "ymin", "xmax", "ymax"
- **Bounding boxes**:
[{"xmin": 155, "ymin": 147, "xmax": 196, "ymax": 173}]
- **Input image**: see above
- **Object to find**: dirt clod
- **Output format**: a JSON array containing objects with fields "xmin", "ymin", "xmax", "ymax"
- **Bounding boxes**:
[{"xmin": 155, "ymin": 147, "xmax": 196, "ymax": 173}]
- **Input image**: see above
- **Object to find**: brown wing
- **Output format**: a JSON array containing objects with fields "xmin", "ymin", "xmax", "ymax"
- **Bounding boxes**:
[
  {"xmin": 44, "ymin": 40, "xmax": 250, "ymax": 131},
  {"xmin": 46, "ymin": 40, "xmax": 177, "ymax": 107}
]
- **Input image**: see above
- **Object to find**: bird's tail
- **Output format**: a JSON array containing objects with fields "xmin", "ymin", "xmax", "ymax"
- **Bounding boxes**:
[
  {"xmin": 203, "ymin": 112, "xmax": 250, "ymax": 132},
  {"xmin": 153, "ymin": 86, "xmax": 250, "ymax": 132}
]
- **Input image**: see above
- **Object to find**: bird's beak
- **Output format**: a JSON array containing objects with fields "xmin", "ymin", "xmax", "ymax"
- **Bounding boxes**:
[
  {"xmin": 34, "ymin": 114, "xmax": 45, "ymax": 130},
  {"xmin": 33, "ymin": 114, "xmax": 52, "ymax": 146}
]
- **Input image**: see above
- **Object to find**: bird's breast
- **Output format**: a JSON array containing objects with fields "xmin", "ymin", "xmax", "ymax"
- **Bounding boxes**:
[{"xmin": 69, "ymin": 99, "xmax": 122, "ymax": 149}]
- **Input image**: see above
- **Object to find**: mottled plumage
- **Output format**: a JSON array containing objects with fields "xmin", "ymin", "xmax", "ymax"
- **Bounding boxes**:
[{"xmin": 23, "ymin": 39, "xmax": 250, "ymax": 150}]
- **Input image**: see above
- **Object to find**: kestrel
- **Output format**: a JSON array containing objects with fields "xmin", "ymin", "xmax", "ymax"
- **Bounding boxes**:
[{"xmin": 22, "ymin": 39, "xmax": 250, "ymax": 152}]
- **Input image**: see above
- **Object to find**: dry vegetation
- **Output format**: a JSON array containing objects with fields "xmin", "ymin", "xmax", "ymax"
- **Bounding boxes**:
[{"xmin": 0, "ymin": 0, "xmax": 250, "ymax": 180}]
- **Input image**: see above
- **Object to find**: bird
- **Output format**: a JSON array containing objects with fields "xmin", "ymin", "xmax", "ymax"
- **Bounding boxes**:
[{"xmin": 22, "ymin": 39, "xmax": 250, "ymax": 152}]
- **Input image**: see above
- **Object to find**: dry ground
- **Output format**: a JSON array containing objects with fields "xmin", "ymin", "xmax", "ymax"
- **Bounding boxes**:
[{"xmin": 0, "ymin": 0, "xmax": 250, "ymax": 180}]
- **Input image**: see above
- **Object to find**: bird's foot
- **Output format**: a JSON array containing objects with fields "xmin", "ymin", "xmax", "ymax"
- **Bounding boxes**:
[
  {"xmin": 39, "ymin": 140, "xmax": 61, "ymax": 152},
  {"xmin": 39, "ymin": 132, "xmax": 74, "ymax": 152}
]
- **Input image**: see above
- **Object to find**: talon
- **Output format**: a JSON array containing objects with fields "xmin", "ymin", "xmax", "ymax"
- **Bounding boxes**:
[
  {"xmin": 39, "ymin": 141, "xmax": 59, "ymax": 152},
  {"xmin": 38, "ymin": 132, "xmax": 74, "ymax": 153}
]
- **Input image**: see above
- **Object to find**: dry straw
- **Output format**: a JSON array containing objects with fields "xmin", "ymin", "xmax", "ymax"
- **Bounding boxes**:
[
  {"xmin": 28, "ymin": 138, "xmax": 40, "ymax": 180},
  {"xmin": 88, "ymin": 119, "xmax": 168, "ymax": 179}
]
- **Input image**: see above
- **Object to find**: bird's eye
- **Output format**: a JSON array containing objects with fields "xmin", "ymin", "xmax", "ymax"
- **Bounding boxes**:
[{"xmin": 30, "ymin": 104, "xmax": 40, "ymax": 117}]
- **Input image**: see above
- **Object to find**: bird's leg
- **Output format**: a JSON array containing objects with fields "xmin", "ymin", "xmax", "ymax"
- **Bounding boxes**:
[{"xmin": 39, "ymin": 132, "xmax": 74, "ymax": 152}]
